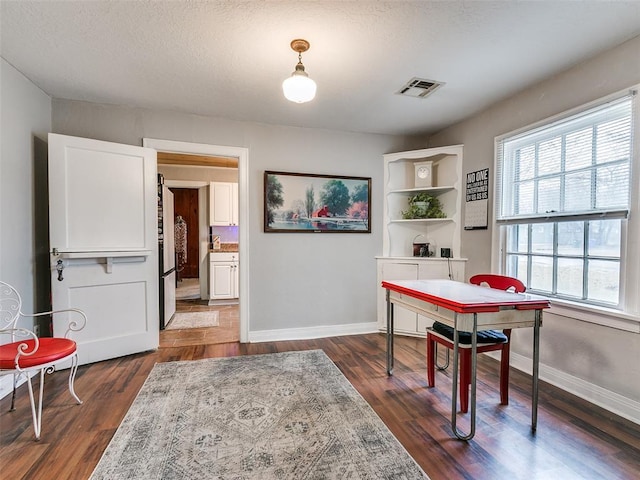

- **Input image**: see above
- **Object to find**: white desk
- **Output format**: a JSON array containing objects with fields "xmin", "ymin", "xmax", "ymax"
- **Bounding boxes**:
[{"xmin": 382, "ymin": 279, "xmax": 550, "ymax": 440}]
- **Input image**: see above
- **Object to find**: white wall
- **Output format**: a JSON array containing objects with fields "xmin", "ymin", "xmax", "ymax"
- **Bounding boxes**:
[
  {"xmin": 52, "ymin": 100, "xmax": 410, "ymax": 336},
  {"xmin": 428, "ymin": 35, "xmax": 640, "ymax": 422},
  {"xmin": 0, "ymin": 58, "xmax": 51, "ymax": 323}
]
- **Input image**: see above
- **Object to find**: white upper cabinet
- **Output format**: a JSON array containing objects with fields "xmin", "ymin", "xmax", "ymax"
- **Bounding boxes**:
[{"xmin": 209, "ymin": 182, "xmax": 238, "ymax": 226}]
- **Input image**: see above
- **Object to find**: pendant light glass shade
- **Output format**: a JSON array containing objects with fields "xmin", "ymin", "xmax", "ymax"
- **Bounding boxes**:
[
  {"xmin": 282, "ymin": 67, "xmax": 317, "ymax": 103},
  {"xmin": 283, "ymin": 39, "xmax": 316, "ymax": 103}
]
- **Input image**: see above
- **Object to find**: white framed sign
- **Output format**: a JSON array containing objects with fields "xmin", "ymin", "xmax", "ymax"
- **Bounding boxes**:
[{"xmin": 464, "ymin": 168, "xmax": 489, "ymax": 230}]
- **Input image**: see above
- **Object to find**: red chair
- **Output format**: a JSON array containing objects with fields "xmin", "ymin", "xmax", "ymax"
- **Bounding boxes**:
[
  {"xmin": 0, "ymin": 281, "xmax": 87, "ymax": 440},
  {"xmin": 426, "ymin": 274, "xmax": 526, "ymax": 413}
]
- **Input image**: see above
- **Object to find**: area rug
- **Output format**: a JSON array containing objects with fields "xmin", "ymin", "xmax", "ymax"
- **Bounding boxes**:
[
  {"xmin": 90, "ymin": 350, "xmax": 428, "ymax": 479},
  {"xmin": 165, "ymin": 310, "xmax": 219, "ymax": 330}
]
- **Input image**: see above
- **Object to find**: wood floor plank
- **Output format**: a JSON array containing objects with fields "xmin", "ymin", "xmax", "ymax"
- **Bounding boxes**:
[{"xmin": 1, "ymin": 332, "xmax": 639, "ymax": 480}]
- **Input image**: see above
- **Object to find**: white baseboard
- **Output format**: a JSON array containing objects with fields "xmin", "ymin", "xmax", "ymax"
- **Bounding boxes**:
[
  {"xmin": 508, "ymin": 351, "xmax": 640, "ymax": 425},
  {"xmin": 208, "ymin": 299, "xmax": 239, "ymax": 306},
  {"xmin": 249, "ymin": 322, "xmax": 379, "ymax": 343}
]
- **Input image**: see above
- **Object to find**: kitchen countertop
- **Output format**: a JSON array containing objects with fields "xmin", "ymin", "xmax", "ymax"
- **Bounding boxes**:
[{"xmin": 210, "ymin": 243, "xmax": 238, "ymax": 253}]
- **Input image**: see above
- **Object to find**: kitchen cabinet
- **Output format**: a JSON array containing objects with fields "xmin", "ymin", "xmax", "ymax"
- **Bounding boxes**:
[
  {"xmin": 377, "ymin": 144, "xmax": 466, "ymax": 337},
  {"xmin": 209, "ymin": 182, "xmax": 238, "ymax": 226},
  {"xmin": 209, "ymin": 252, "xmax": 239, "ymax": 301}
]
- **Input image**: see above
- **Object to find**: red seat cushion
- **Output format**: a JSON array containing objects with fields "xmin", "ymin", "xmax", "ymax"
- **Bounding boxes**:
[{"xmin": 0, "ymin": 338, "xmax": 77, "ymax": 369}]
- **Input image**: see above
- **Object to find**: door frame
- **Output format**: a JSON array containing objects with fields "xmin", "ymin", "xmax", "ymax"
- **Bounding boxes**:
[{"xmin": 143, "ymin": 138, "xmax": 249, "ymax": 343}]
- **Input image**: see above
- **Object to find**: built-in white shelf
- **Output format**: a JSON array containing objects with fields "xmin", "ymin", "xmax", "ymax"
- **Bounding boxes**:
[
  {"xmin": 388, "ymin": 186, "xmax": 455, "ymax": 196},
  {"xmin": 388, "ymin": 218, "xmax": 454, "ymax": 225},
  {"xmin": 382, "ymin": 145, "xmax": 463, "ymax": 258},
  {"xmin": 378, "ymin": 145, "xmax": 466, "ymax": 337}
]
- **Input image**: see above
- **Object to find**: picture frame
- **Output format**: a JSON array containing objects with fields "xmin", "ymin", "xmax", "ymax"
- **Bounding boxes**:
[{"xmin": 264, "ymin": 171, "xmax": 371, "ymax": 233}]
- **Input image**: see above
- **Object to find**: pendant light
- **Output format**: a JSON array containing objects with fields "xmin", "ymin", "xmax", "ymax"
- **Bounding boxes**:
[{"xmin": 282, "ymin": 39, "xmax": 317, "ymax": 103}]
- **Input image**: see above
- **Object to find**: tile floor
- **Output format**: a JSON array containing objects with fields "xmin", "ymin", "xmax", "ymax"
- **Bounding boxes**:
[{"xmin": 160, "ymin": 278, "xmax": 239, "ymax": 347}]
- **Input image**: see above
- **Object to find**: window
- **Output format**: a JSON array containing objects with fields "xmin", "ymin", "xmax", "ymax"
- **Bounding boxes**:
[{"xmin": 496, "ymin": 93, "xmax": 635, "ymax": 309}]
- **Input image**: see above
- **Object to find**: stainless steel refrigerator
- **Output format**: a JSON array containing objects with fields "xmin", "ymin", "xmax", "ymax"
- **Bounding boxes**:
[{"xmin": 158, "ymin": 176, "xmax": 176, "ymax": 329}]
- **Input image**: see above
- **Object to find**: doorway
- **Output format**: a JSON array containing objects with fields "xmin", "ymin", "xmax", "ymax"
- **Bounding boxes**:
[
  {"xmin": 163, "ymin": 183, "xmax": 239, "ymax": 343},
  {"xmin": 144, "ymin": 138, "xmax": 248, "ymax": 343}
]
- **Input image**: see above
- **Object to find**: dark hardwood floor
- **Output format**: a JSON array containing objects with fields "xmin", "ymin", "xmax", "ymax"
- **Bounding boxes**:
[{"xmin": 1, "ymin": 333, "xmax": 639, "ymax": 479}]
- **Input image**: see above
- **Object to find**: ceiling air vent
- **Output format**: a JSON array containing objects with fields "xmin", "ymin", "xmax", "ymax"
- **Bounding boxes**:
[{"xmin": 396, "ymin": 77, "xmax": 444, "ymax": 99}]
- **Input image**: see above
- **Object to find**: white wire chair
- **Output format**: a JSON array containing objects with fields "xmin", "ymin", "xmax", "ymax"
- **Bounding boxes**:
[{"xmin": 0, "ymin": 280, "xmax": 87, "ymax": 440}]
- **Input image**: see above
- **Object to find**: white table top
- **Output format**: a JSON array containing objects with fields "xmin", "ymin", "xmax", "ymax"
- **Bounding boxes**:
[{"xmin": 382, "ymin": 279, "xmax": 550, "ymax": 313}]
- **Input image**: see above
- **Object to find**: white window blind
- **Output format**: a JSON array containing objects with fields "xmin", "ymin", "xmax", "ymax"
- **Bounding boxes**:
[{"xmin": 496, "ymin": 95, "xmax": 634, "ymax": 225}]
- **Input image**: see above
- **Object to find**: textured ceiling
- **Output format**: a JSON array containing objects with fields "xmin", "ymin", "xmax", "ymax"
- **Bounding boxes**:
[{"xmin": 2, "ymin": 1, "xmax": 640, "ymax": 136}]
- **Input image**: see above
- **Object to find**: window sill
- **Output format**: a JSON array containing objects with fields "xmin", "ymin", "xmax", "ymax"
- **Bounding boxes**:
[{"xmin": 548, "ymin": 299, "xmax": 640, "ymax": 333}]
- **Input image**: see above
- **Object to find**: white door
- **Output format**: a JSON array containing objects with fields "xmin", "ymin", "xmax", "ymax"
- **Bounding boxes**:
[
  {"xmin": 164, "ymin": 270, "xmax": 177, "ymax": 322},
  {"xmin": 48, "ymin": 133, "xmax": 158, "ymax": 365},
  {"xmin": 163, "ymin": 186, "xmax": 176, "ymax": 272}
]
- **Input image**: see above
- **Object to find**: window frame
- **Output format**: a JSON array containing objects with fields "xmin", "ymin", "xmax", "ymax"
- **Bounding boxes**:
[
  {"xmin": 504, "ymin": 219, "xmax": 623, "ymax": 307},
  {"xmin": 492, "ymin": 87, "xmax": 640, "ymax": 332}
]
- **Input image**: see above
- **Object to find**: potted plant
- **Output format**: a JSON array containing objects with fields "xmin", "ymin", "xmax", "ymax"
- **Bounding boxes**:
[{"xmin": 402, "ymin": 192, "xmax": 446, "ymax": 219}]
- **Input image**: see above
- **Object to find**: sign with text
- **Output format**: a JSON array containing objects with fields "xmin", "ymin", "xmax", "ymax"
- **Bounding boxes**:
[{"xmin": 464, "ymin": 168, "xmax": 489, "ymax": 230}]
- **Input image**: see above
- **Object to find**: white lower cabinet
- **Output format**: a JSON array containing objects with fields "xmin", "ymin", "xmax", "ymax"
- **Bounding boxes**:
[
  {"xmin": 376, "ymin": 257, "xmax": 466, "ymax": 337},
  {"xmin": 209, "ymin": 252, "xmax": 239, "ymax": 300}
]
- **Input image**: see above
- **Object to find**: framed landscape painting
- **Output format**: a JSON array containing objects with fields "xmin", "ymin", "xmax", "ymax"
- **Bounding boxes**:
[{"xmin": 264, "ymin": 171, "xmax": 371, "ymax": 233}]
